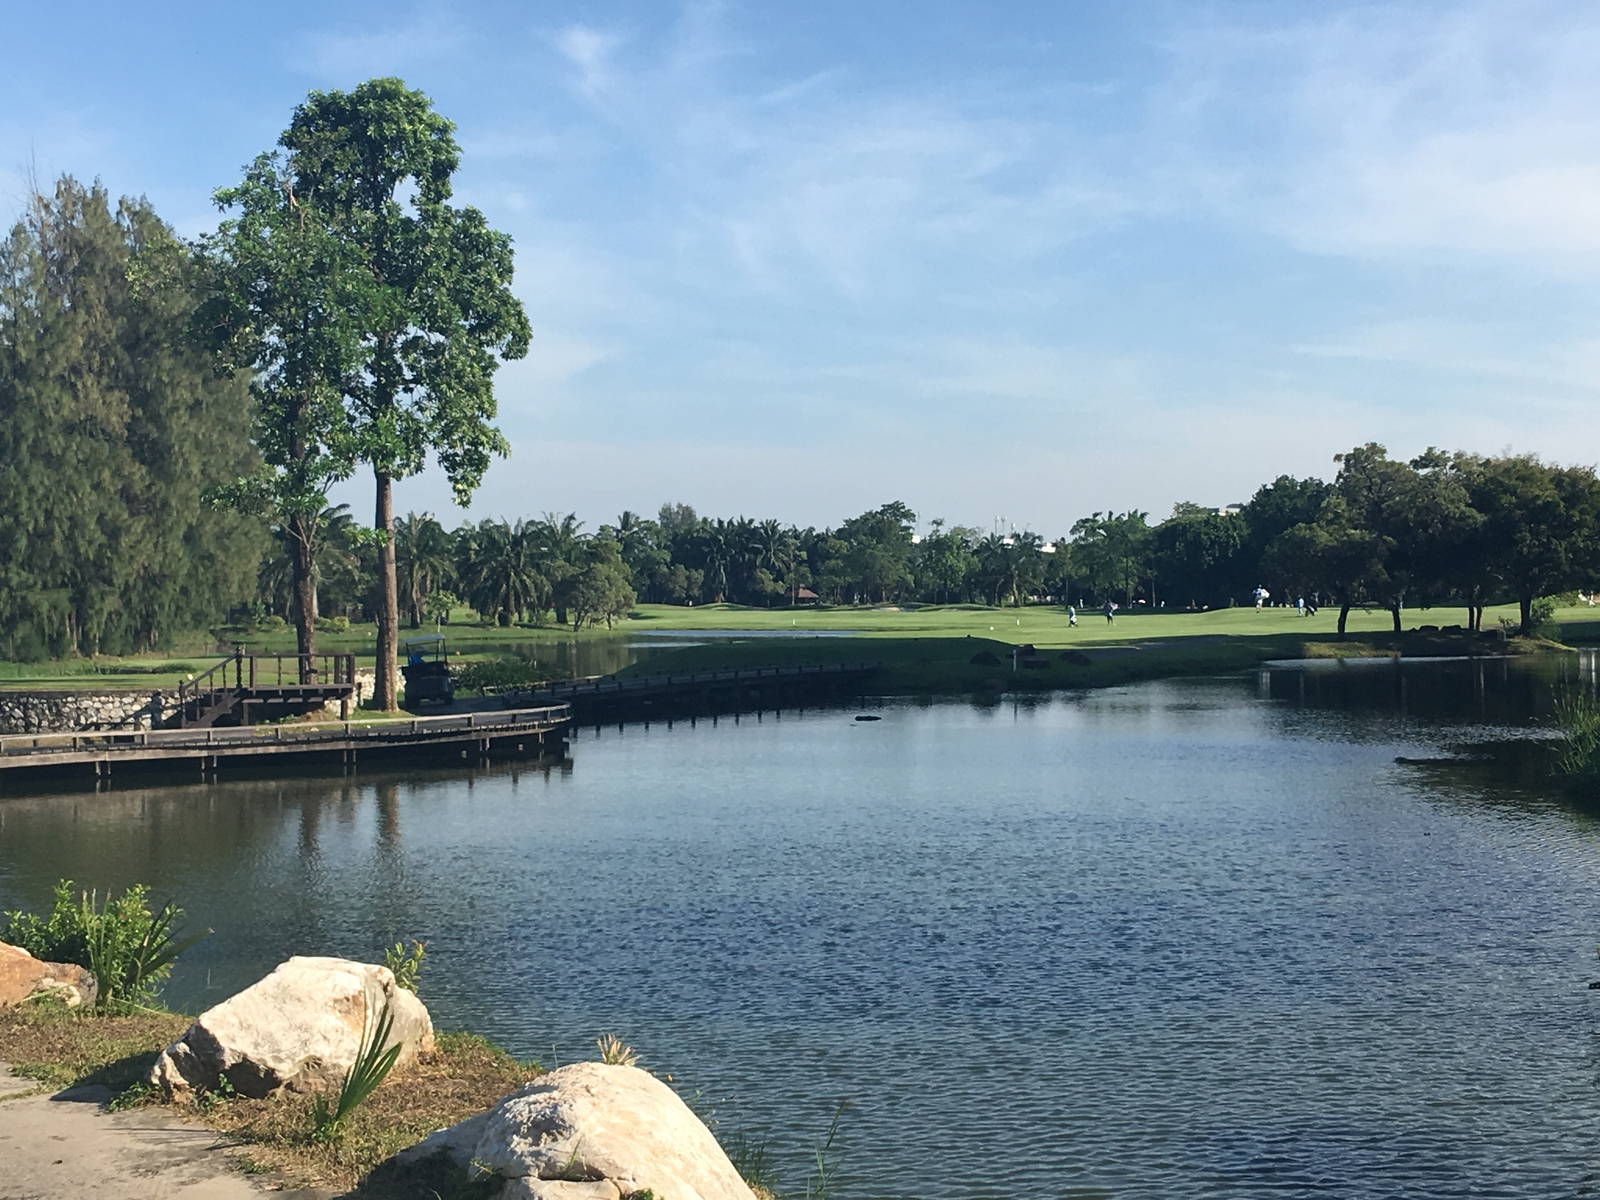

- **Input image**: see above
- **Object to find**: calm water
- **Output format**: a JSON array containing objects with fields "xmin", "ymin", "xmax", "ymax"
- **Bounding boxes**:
[
  {"xmin": 3, "ymin": 655, "xmax": 1600, "ymax": 1198},
  {"xmin": 481, "ymin": 627, "xmax": 862, "ymax": 678}
]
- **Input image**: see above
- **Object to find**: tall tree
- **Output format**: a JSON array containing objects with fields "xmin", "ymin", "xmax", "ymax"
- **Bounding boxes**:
[
  {"xmin": 1151, "ymin": 505, "xmax": 1246, "ymax": 610},
  {"xmin": 0, "ymin": 177, "xmax": 263, "ymax": 658},
  {"xmin": 278, "ymin": 78, "xmax": 531, "ymax": 708},
  {"xmin": 202, "ymin": 152, "xmax": 365, "ymax": 678},
  {"xmin": 1462, "ymin": 454, "xmax": 1600, "ymax": 633}
]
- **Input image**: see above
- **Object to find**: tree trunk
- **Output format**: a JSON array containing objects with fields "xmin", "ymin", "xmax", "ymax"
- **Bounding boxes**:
[
  {"xmin": 1519, "ymin": 593, "xmax": 1533, "ymax": 636},
  {"xmin": 1390, "ymin": 601, "xmax": 1402, "ymax": 633},
  {"xmin": 374, "ymin": 470, "xmax": 399, "ymax": 710},
  {"xmin": 1338, "ymin": 604, "xmax": 1350, "ymax": 635},
  {"xmin": 290, "ymin": 513, "xmax": 318, "ymax": 683}
]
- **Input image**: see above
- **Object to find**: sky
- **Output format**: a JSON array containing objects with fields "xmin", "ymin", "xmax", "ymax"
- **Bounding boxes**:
[{"xmin": 5, "ymin": 0, "xmax": 1600, "ymax": 535}]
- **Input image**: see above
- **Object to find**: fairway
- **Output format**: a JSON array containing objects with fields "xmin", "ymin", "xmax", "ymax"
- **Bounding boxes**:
[
  {"xmin": 2, "ymin": 600, "xmax": 1586, "ymax": 693},
  {"xmin": 618, "ymin": 600, "xmax": 1557, "ymax": 646}
]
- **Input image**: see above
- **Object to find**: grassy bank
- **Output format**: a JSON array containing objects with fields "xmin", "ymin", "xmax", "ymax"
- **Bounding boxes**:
[
  {"xmin": 618, "ymin": 625, "xmax": 1567, "ymax": 695},
  {"xmin": 0, "ymin": 1001, "xmax": 538, "ymax": 1196},
  {"xmin": 1, "ymin": 601, "xmax": 1590, "ymax": 692}
]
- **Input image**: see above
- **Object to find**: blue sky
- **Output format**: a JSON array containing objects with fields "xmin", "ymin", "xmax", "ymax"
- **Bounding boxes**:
[{"xmin": 5, "ymin": 1, "xmax": 1599, "ymax": 534}]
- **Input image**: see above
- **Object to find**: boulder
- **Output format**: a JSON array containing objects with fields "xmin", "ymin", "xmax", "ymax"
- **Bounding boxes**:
[
  {"xmin": 0, "ymin": 941, "xmax": 98, "ymax": 1009},
  {"xmin": 402, "ymin": 1062, "xmax": 757, "ymax": 1200},
  {"xmin": 149, "ymin": 955, "xmax": 433, "ymax": 1099}
]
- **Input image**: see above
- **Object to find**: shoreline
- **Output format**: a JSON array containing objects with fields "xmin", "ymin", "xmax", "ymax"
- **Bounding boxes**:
[{"xmin": 1, "ymin": 601, "xmax": 1593, "ymax": 696}]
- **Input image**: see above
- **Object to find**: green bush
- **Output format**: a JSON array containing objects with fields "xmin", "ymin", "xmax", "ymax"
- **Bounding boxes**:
[
  {"xmin": 452, "ymin": 657, "xmax": 553, "ymax": 695},
  {"xmin": 316, "ymin": 615, "xmax": 351, "ymax": 634},
  {"xmin": 2, "ymin": 880, "xmax": 209, "ymax": 1011},
  {"xmin": 261, "ymin": 614, "xmax": 287, "ymax": 632},
  {"xmin": 383, "ymin": 939, "xmax": 427, "ymax": 993}
]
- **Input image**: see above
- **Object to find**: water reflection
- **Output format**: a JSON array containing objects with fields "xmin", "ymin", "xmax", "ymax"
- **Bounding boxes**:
[
  {"xmin": 477, "ymin": 628, "xmax": 863, "ymax": 678},
  {"xmin": 1256, "ymin": 650, "xmax": 1596, "ymax": 734},
  {"xmin": 1, "ymin": 662, "xmax": 1598, "ymax": 1198}
]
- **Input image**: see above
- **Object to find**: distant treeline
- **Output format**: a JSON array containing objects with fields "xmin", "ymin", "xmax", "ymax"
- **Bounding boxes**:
[
  {"xmin": 290, "ymin": 441, "xmax": 1600, "ymax": 640},
  {"xmin": 5, "ymin": 181, "xmax": 1598, "ymax": 661}
]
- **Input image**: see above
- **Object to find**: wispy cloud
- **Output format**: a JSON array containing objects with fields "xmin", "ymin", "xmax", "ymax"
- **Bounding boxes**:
[
  {"xmin": 552, "ymin": 25, "xmax": 625, "ymax": 98},
  {"xmin": 1154, "ymin": 3, "xmax": 1600, "ymax": 269}
]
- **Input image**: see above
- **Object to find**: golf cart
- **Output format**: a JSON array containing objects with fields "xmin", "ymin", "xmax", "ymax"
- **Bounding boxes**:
[{"xmin": 400, "ymin": 634, "xmax": 455, "ymax": 709}]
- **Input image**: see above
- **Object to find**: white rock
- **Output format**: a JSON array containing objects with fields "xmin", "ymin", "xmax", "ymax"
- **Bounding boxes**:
[
  {"xmin": 149, "ymin": 955, "xmax": 433, "ymax": 1098},
  {"xmin": 405, "ymin": 1062, "xmax": 757, "ymax": 1200}
]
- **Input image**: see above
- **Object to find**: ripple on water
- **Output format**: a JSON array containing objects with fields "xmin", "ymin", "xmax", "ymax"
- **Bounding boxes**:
[{"xmin": 1, "ymin": 664, "xmax": 1599, "ymax": 1198}]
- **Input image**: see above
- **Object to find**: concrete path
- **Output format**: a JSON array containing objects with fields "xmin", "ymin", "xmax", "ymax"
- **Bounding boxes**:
[{"xmin": 0, "ymin": 1066, "xmax": 327, "ymax": 1200}]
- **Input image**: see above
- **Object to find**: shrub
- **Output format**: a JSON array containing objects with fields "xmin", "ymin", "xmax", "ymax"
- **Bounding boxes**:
[
  {"xmin": 2, "ymin": 880, "xmax": 209, "ymax": 1011},
  {"xmin": 315, "ymin": 615, "xmax": 351, "ymax": 634},
  {"xmin": 1530, "ymin": 596, "xmax": 1559, "ymax": 636},
  {"xmin": 452, "ymin": 657, "xmax": 554, "ymax": 695},
  {"xmin": 383, "ymin": 939, "xmax": 427, "ymax": 993},
  {"xmin": 261, "ymin": 614, "xmax": 288, "ymax": 632}
]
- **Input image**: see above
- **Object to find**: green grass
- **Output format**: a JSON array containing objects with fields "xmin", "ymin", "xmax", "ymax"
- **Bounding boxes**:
[
  {"xmin": 0, "ymin": 1000, "xmax": 189, "ymax": 1093},
  {"xmin": 3, "ymin": 601, "xmax": 1589, "ymax": 692},
  {"xmin": 616, "ymin": 617, "xmax": 1569, "ymax": 694}
]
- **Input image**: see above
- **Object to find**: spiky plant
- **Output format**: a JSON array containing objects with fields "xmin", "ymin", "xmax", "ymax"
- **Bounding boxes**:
[
  {"xmin": 595, "ymin": 1033, "xmax": 639, "ymax": 1067},
  {"xmin": 310, "ymin": 986, "xmax": 403, "ymax": 1143}
]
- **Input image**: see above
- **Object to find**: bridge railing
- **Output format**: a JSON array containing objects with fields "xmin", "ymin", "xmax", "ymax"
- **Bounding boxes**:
[{"xmin": 177, "ymin": 652, "xmax": 358, "ymax": 707}]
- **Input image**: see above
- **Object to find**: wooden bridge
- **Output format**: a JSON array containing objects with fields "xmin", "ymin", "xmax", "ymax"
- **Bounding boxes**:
[
  {"xmin": 169, "ymin": 652, "xmax": 358, "ymax": 729},
  {"xmin": 0, "ymin": 704, "xmax": 570, "ymax": 785},
  {"xmin": 507, "ymin": 662, "xmax": 879, "ymax": 720}
]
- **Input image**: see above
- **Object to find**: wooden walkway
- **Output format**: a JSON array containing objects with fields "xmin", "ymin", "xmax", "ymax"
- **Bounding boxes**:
[
  {"xmin": 0, "ymin": 705, "xmax": 570, "ymax": 784},
  {"xmin": 170, "ymin": 651, "xmax": 358, "ymax": 728}
]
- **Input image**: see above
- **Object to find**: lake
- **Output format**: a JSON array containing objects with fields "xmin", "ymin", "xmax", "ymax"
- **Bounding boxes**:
[
  {"xmin": 478, "ymin": 626, "xmax": 863, "ymax": 678},
  {"xmin": 2, "ymin": 653, "xmax": 1598, "ymax": 1199}
]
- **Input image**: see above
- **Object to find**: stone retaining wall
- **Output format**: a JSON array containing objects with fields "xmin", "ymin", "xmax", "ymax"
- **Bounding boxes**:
[
  {"xmin": 2, "ymin": 668, "xmax": 384, "ymax": 735},
  {"xmin": 0, "ymin": 690, "xmax": 166, "ymax": 735}
]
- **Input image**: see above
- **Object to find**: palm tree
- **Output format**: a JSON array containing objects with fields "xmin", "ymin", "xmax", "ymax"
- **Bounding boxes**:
[
  {"xmin": 699, "ymin": 519, "xmax": 732, "ymax": 603},
  {"xmin": 532, "ymin": 512, "xmax": 586, "ymax": 624},
  {"xmin": 463, "ymin": 519, "xmax": 549, "ymax": 626},
  {"xmin": 975, "ymin": 533, "xmax": 1009, "ymax": 606},
  {"xmin": 394, "ymin": 513, "xmax": 454, "ymax": 627}
]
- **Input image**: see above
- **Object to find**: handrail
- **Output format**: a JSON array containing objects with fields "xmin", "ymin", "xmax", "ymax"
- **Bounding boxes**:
[
  {"xmin": 0, "ymin": 703, "xmax": 570, "ymax": 759},
  {"xmin": 177, "ymin": 652, "xmax": 359, "ymax": 707}
]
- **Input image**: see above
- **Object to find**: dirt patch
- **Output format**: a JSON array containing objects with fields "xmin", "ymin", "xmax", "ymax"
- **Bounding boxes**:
[
  {"xmin": 0, "ymin": 1003, "xmax": 187, "ymax": 1092},
  {"xmin": 1, "ymin": 1004, "xmax": 538, "ymax": 1197},
  {"xmin": 200, "ymin": 1031, "xmax": 539, "ymax": 1195}
]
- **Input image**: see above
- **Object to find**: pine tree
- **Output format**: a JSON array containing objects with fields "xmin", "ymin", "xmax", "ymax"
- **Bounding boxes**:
[{"xmin": 0, "ymin": 177, "xmax": 264, "ymax": 658}]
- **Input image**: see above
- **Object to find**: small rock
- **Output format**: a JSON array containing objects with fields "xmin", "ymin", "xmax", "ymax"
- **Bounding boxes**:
[{"xmin": 0, "ymin": 941, "xmax": 98, "ymax": 1009}]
